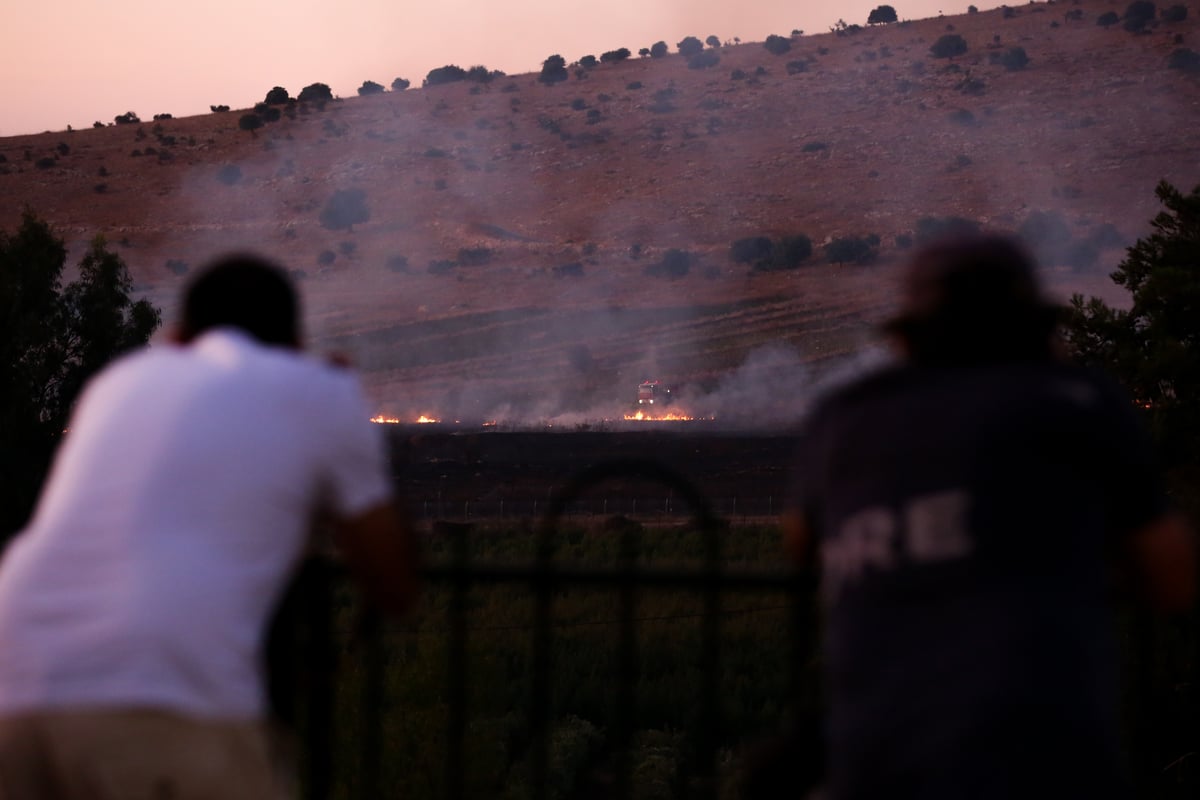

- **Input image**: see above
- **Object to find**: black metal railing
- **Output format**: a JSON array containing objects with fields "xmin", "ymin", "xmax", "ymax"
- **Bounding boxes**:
[{"xmin": 270, "ymin": 458, "xmax": 1199, "ymax": 800}]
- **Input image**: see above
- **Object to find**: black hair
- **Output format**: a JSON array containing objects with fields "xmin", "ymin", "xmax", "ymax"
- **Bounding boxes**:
[
  {"xmin": 179, "ymin": 253, "xmax": 299, "ymax": 347},
  {"xmin": 884, "ymin": 234, "xmax": 1059, "ymax": 366}
]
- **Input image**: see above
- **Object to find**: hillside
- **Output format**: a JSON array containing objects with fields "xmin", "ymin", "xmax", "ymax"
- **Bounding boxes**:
[{"xmin": 3, "ymin": 0, "xmax": 1200, "ymax": 424}]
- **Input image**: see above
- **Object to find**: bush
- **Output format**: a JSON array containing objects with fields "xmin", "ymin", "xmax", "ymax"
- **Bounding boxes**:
[
  {"xmin": 539, "ymin": 55, "xmax": 569, "ymax": 84},
  {"xmin": 391, "ymin": 77, "xmax": 411, "ymax": 91},
  {"xmin": 915, "ymin": 215, "xmax": 980, "ymax": 243},
  {"xmin": 677, "ymin": 36, "xmax": 704, "ymax": 57},
  {"xmin": 465, "ymin": 65, "xmax": 498, "ymax": 83},
  {"xmin": 1168, "ymin": 48, "xmax": 1200, "ymax": 72},
  {"xmin": 317, "ymin": 250, "xmax": 336, "ymax": 267},
  {"xmin": 34, "ymin": 157, "xmax": 56, "ymax": 170},
  {"xmin": 238, "ymin": 114, "xmax": 263, "ymax": 135},
  {"xmin": 930, "ymin": 34, "xmax": 968, "ymax": 59},
  {"xmin": 386, "ymin": 255, "xmax": 409, "ymax": 273},
  {"xmin": 114, "ymin": 111, "xmax": 140, "ymax": 125},
  {"xmin": 319, "ymin": 188, "xmax": 370, "ymax": 231},
  {"xmin": 802, "ymin": 141, "xmax": 828, "ymax": 152},
  {"xmin": 868, "ymin": 5, "xmax": 898, "ymax": 25},
  {"xmin": 427, "ymin": 259, "xmax": 455, "ymax": 275},
  {"xmin": 297, "ymin": 82, "xmax": 333, "ymax": 102},
  {"xmin": 358, "ymin": 80, "xmax": 385, "ymax": 96},
  {"xmin": 1097, "ymin": 11, "xmax": 1120, "ymax": 27},
  {"xmin": 425, "ymin": 65, "xmax": 467, "ymax": 86},
  {"xmin": 730, "ymin": 236, "xmax": 774, "ymax": 264},
  {"xmin": 165, "ymin": 259, "xmax": 189, "ymax": 276},
  {"xmin": 786, "ymin": 60, "xmax": 809, "ymax": 75},
  {"xmin": 456, "ymin": 247, "xmax": 492, "ymax": 266},
  {"xmin": 579, "ymin": 55, "xmax": 598, "ymax": 69},
  {"xmin": 688, "ymin": 51, "xmax": 720, "ymax": 69},
  {"xmin": 650, "ymin": 41, "xmax": 669, "ymax": 58},
  {"xmin": 824, "ymin": 236, "xmax": 877, "ymax": 264},
  {"xmin": 1123, "ymin": 1, "xmax": 1157, "ymax": 32},
  {"xmin": 1000, "ymin": 47, "xmax": 1030, "ymax": 70},
  {"xmin": 260, "ymin": 107, "xmax": 281, "ymax": 123},
  {"xmin": 600, "ymin": 48, "xmax": 631, "ymax": 63},
  {"xmin": 215, "ymin": 164, "xmax": 242, "ymax": 186},
  {"xmin": 706, "ymin": 35, "xmax": 721, "ymax": 48},
  {"xmin": 731, "ymin": 68, "xmax": 748, "ymax": 80},
  {"xmin": 1162, "ymin": 5, "xmax": 1188, "ymax": 22},
  {"xmin": 210, "ymin": 104, "xmax": 230, "ymax": 113},
  {"xmin": 553, "ymin": 262, "xmax": 584, "ymax": 278},
  {"xmin": 770, "ymin": 235, "xmax": 814, "ymax": 269},
  {"xmin": 763, "ymin": 35, "xmax": 792, "ymax": 55},
  {"xmin": 264, "ymin": 86, "xmax": 290, "ymax": 104},
  {"xmin": 646, "ymin": 249, "xmax": 691, "ymax": 278}
]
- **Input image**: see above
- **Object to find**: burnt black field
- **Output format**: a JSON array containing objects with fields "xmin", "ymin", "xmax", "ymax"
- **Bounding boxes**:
[{"xmin": 385, "ymin": 426, "xmax": 801, "ymax": 521}]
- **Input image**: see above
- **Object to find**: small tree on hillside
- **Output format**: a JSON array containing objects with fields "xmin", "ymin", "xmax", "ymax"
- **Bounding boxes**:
[
  {"xmin": 358, "ymin": 80, "xmax": 385, "ymax": 96},
  {"xmin": 298, "ymin": 83, "xmax": 333, "ymax": 102},
  {"xmin": 391, "ymin": 77, "xmax": 411, "ymax": 91},
  {"xmin": 580, "ymin": 55, "xmax": 599, "ymax": 68},
  {"xmin": 1162, "ymin": 5, "xmax": 1188, "ymax": 22},
  {"xmin": 601, "ymin": 48, "xmax": 631, "ymax": 63},
  {"xmin": 1123, "ymin": 1, "xmax": 1158, "ymax": 32},
  {"xmin": 868, "ymin": 5, "xmax": 899, "ymax": 24},
  {"xmin": 1097, "ymin": 11, "xmax": 1121, "ymax": 27},
  {"xmin": 706, "ymin": 35, "xmax": 721, "ymax": 48},
  {"xmin": 425, "ymin": 65, "xmax": 467, "ymax": 86},
  {"xmin": 264, "ymin": 86, "xmax": 290, "ymax": 104},
  {"xmin": 677, "ymin": 36, "xmax": 704, "ymax": 57},
  {"xmin": 650, "ymin": 41, "xmax": 669, "ymax": 58},
  {"xmin": 539, "ymin": 55, "xmax": 569, "ymax": 84},
  {"xmin": 764, "ymin": 35, "xmax": 792, "ymax": 55},
  {"xmin": 238, "ymin": 114, "xmax": 263, "ymax": 136}
]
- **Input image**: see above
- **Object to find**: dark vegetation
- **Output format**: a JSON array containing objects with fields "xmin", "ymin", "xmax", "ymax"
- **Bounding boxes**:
[
  {"xmin": 319, "ymin": 189, "xmax": 370, "ymax": 232},
  {"xmin": 0, "ymin": 212, "xmax": 160, "ymax": 539}
]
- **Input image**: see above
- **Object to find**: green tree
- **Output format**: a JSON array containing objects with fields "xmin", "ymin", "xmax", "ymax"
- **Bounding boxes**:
[
  {"xmin": 297, "ymin": 82, "xmax": 333, "ymax": 102},
  {"xmin": 391, "ymin": 77, "xmax": 411, "ymax": 91},
  {"xmin": 357, "ymin": 80, "xmax": 385, "ymax": 96},
  {"xmin": 264, "ymin": 86, "xmax": 290, "ymax": 104},
  {"xmin": 0, "ymin": 212, "xmax": 160, "ymax": 539},
  {"xmin": 677, "ymin": 36, "xmax": 704, "ymax": 57},
  {"xmin": 650, "ymin": 41, "xmax": 668, "ymax": 58},
  {"xmin": 238, "ymin": 113, "xmax": 263, "ymax": 136},
  {"xmin": 319, "ymin": 188, "xmax": 371, "ymax": 231},
  {"xmin": 1063, "ymin": 180, "xmax": 1200, "ymax": 466},
  {"xmin": 930, "ymin": 34, "xmax": 968, "ymax": 59},
  {"xmin": 868, "ymin": 5, "xmax": 898, "ymax": 24},
  {"xmin": 539, "ymin": 55, "xmax": 569, "ymax": 84}
]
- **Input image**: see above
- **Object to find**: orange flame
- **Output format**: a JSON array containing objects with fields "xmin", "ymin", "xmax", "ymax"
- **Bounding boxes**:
[
  {"xmin": 623, "ymin": 409, "xmax": 706, "ymax": 421},
  {"xmin": 416, "ymin": 415, "xmax": 440, "ymax": 424}
]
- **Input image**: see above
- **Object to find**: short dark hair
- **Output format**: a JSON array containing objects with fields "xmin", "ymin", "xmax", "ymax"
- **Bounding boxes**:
[
  {"xmin": 884, "ymin": 234, "xmax": 1059, "ymax": 366},
  {"xmin": 179, "ymin": 253, "xmax": 299, "ymax": 347}
]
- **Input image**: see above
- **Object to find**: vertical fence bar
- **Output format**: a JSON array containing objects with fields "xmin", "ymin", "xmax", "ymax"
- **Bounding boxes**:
[{"xmin": 444, "ymin": 524, "xmax": 470, "ymax": 800}]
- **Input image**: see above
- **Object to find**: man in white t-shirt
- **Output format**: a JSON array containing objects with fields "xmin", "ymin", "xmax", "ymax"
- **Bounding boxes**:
[{"xmin": 0, "ymin": 254, "xmax": 420, "ymax": 798}]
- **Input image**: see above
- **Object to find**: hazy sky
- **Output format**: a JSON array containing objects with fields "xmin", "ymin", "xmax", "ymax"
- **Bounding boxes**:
[{"xmin": 4, "ymin": 1, "xmax": 980, "ymax": 137}]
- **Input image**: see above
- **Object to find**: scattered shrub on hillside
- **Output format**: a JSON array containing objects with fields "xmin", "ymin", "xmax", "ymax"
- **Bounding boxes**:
[
  {"xmin": 868, "ymin": 5, "xmax": 898, "ymax": 25},
  {"xmin": 915, "ymin": 215, "xmax": 980, "ymax": 243},
  {"xmin": 1000, "ymin": 47, "xmax": 1030, "ymax": 70},
  {"xmin": 210, "ymin": 104, "xmax": 231, "ymax": 113},
  {"xmin": 824, "ymin": 236, "xmax": 878, "ymax": 264},
  {"xmin": 586, "ymin": 109, "xmax": 602, "ymax": 124},
  {"xmin": 769, "ymin": 235, "xmax": 814, "ymax": 269},
  {"xmin": 319, "ymin": 188, "xmax": 370, "ymax": 232},
  {"xmin": 466, "ymin": 65, "xmax": 501, "ymax": 83},
  {"xmin": 456, "ymin": 247, "xmax": 492, "ymax": 266},
  {"xmin": 392, "ymin": 77, "xmax": 411, "ymax": 91},
  {"xmin": 1097, "ymin": 11, "xmax": 1120, "ymax": 27},
  {"xmin": 731, "ymin": 69, "xmax": 748, "ymax": 80},
  {"xmin": 427, "ymin": 259, "xmax": 455, "ymax": 275},
  {"xmin": 152, "ymin": 113, "xmax": 172, "ymax": 121},
  {"xmin": 646, "ymin": 249, "xmax": 692, "ymax": 278},
  {"xmin": 338, "ymin": 241, "xmax": 357, "ymax": 257},
  {"xmin": 957, "ymin": 75, "xmax": 986, "ymax": 94},
  {"xmin": 1002, "ymin": 6, "xmax": 1018, "ymax": 18},
  {"xmin": 763, "ymin": 34, "xmax": 792, "ymax": 55},
  {"xmin": 579, "ymin": 55, "xmax": 598, "ymax": 69},
  {"xmin": 895, "ymin": 232, "xmax": 915, "ymax": 249},
  {"xmin": 930, "ymin": 34, "xmax": 968, "ymax": 59},
  {"xmin": 948, "ymin": 108, "xmax": 977, "ymax": 126},
  {"xmin": 677, "ymin": 36, "xmax": 704, "ymax": 57},
  {"xmin": 425, "ymin": 65, "xmax": 468, "ymax": 86},
  {"xmin": 264, "ymin": 86, "xmax": 290, "ymax": 104},
  {"xmin": 539, "ymin": 55, "xmax": 569, "ymax": 84},
  {"xmin": 298, "ymin": 82, "xmax": 333, "ymax": 102},
  {"xmin": 1162, "ymin": 5, "xmax": 1188, "ymax": 22},
  {"xmin": 627, "ymin": 81, "xmax": 643, "ymax": 90},
  {"xmin": 802, "ymin": 141, "xmax": 828, "ymax": 152},
  {"xmin": 114, "ymin": 111, "xmax": 140, "ymax": 125},
  {"xmin": 386, "ymin": 255, "xmax": 410, "ymax": 273},
  {"xmin": 786, "ymin": 60, "xmax": 809, "ymax": 75},
  {"xmin": 1123, "ymin": 1, "xmax": 1158, "ymax": 32},
  {"xmin": 570, "ymin": 97, "xmax": 588, "ymax": 110},
  {"xmin": 968, "ymin": 4, "xmax": 979, "ymax": 13},
  {"xmin": 317, "ymin": 250, "xmax": 336, "ymax": 267},
  {"xmin": 55, "ymin": 142, "xmax": 69, "ymax": 156},
  {"xmin": 639, "ymin": 48, "xmax": 651, "ymax": 58},
  {"xmin": 34, "ymin": 157, "xmax": 56, "ymax": 170},
  {"xmin": 165, "ymin": 259, "xmax": 189, "ymax": 276},
  {"xmin": 238, "ymin": 114, "xmax": 263, "ymax": 136},
  {"xmin": 358, "ymin": 80, "xmax": 385, "ymax": 96},
  {"xmin": 215, "ymin": 164, "xmax": 242, "ymax": 186},
  {"xmin": 705, "ymin": 35, "xmax": 721, "ymax": 48},
  {"xmin": 601, "ymin": 48, "xmax": 631, "ymax": 63},
  {"xmin": 1168, "ymin": 47, "xmax": 1200, "ymax": 72},
  {"xmin": 688, "ymin": 50, "xmax": 720, "ymax": 69},
  {"xmin": 730, "ymin": 236, "xmax": 774, "ymax": 265},
  {"xmin": 553, "ymin": 262, "xmax": 584, "ymax": 278},
  {"xmin": 650, "ymin": 41, "xmax": 669, "ymax": 58}
]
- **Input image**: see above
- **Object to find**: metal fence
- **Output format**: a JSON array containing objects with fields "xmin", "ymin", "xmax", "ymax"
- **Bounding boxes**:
[{"xmin": 270, "ymin": 457, "xmax": 1199, "ymax": 800}]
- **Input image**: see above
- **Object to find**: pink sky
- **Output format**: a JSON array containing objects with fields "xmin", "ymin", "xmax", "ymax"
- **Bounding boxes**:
[{"xmin": 4, "ymin": 1, "xmax": 979, "ymax": 137}]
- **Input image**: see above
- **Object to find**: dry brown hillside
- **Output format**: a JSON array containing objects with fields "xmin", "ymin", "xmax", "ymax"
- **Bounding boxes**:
[{"xmin": 3, "ymin": 0, "xmax": 1200, "ymax": 424}]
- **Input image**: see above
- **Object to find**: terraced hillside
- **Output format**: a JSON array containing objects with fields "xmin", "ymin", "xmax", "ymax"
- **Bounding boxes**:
[{"xmin": 3, "ymin": 0, "xmax": 1199, "ymax": 421}]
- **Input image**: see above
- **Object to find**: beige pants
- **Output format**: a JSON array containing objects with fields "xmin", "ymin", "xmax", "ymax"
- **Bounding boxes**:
[{"xmin": 0, "ymin": 709, "xmax": 287, "ymax": 800}]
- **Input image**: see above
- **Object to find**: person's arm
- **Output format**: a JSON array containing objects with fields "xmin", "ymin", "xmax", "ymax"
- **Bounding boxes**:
[
  {"xmin": 332, "ymin": 500, "xmax": 421, "ymax": 617},
  {"xmin": 782, "ymin": 509, "xmax": 813, "ymax": 569},
  {"xmin": 1125, "ymin": 511, "xmax": 1196, "ymax": 613}
]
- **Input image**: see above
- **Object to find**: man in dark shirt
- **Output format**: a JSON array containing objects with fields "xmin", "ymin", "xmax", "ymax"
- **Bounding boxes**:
[{"xmin": 784, "ymin": 234, "xmax": 1194, "ymax": 799}]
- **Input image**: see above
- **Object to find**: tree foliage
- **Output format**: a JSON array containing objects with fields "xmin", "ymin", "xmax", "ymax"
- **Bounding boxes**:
[
  {"xmin": 868, "ymin": 5, "xmax": 899, "ymax": 24},
  {"xmin": 650, "ymin": 41, "xmax": 668, "ymax": 58},
  {"xmin": 298, "ymin": 82, "xmax": 333, "ymax": 102},
  {"xmin": 763, "ymin": 34, "xmax": 792, "ymax": 55},
  {"xmin": 391, "ymin": 77, "xmax": 411, "ymax": 91},
  {"xmin": 357, "ymin": 80, "xmax": 385, "ymax": 96},
  {"xmin": 600, "ymin": 48, "xmax": 631, "ymax": 63},
  {"xmin": 1062, "ymin": 181, "xmax": 1200, "ymax": 465},
  {"xmin": 319, "ymin": 188, "xmax": 370, "ymax": 231},
  {"xmin": 539, "ymin": 55, "xmax": 569, "ymax": 84},
  {"xmin": 677, "ymin": 36, "xmax": 704, "ymax": 57},
  {"xmin": 425, "ymin": 65, "xmax": 467, "ymax": 86},
  {"xmin": 0, "ymin": 212, "xmax": 160, "ymax": 538},
  {"xmin": 264, "ymin": 86, "xmax": 290, "ymax": 104}
]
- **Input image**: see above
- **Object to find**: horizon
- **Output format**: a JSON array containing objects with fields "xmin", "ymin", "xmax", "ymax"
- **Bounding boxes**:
[{"xmin": 5, "ymin": 1, "xmax": 979, "ymax": 137}]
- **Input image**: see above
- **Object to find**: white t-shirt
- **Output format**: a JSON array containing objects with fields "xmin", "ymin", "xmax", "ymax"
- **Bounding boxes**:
[{"xmin": 0, "ymin": 329, "xmax": 392, "ymax": 719}]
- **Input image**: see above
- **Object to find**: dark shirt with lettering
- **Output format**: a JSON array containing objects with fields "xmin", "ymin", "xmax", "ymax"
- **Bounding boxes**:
[{"xmin": 792, "ymin": 361, "xmax": 1165, "ymax": 800}]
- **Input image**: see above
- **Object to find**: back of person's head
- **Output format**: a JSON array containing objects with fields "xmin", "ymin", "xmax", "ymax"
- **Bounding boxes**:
[
  {"xmin": 178, "ymin": 253, "xmax": 300, "ymax": 347},
  {"xmin": 884, "ymin": 233, "xmax": 1059, "ymax": 366}
]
